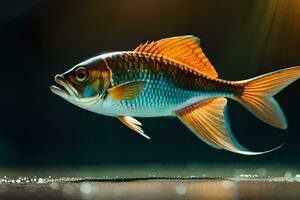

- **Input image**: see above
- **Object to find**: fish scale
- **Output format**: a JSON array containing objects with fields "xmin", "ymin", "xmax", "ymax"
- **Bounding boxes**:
[
  {"xmin": 50, "ymin": 35, "xmax": 300, "ymax": 154},
  {"xmin": 105, "ymin": 52, "xmax": 204, "ymax": 115}
]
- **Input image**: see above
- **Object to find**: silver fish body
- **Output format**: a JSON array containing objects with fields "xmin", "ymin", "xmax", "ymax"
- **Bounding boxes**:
[
  {"xmin": 50, "ymin": 35, "xmax": 300, "ymax": 155},
  {"xmin": 93, "ymin": 51, "xmax": 235, "ymax": 117}
]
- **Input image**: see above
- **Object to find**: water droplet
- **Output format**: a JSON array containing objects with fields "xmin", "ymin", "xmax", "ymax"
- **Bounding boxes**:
[
  {"xmin": 37, "ymin": 178, "xmax": 44, "ymax": 184},
  {"xmin": 175, "ymin": 184, "xmax": 187, "ymax": 195},
  {"xmin": 80, "ymin": 183, "xmax": 92, "ymax": 195},
  {"xmin": 49, "ymin": 183, "xmax": 59, "ymax": 190},
  {"xmin": 221, "ymin": 180, "xmax": 235, "ymax": 189}
]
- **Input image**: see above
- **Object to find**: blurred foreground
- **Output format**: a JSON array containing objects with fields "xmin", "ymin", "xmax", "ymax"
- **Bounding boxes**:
[
  {"xmin": 0, "ymin": 165, "xmax": 299, "ymax": 200},
  {"xmin": 1, "ymin": 178, "xmax": 300, "ymax": 200}
]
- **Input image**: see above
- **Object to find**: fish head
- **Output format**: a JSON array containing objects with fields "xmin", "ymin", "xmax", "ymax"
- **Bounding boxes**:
[{"xmin": 50, "ymin": 58, "xmax": 111, "ymax": 107}]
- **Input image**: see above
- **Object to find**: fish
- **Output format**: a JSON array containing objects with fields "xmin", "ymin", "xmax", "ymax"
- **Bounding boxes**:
[{"xmin": 50, "ymin": 35, "xmax": 300, "ymax": 155}]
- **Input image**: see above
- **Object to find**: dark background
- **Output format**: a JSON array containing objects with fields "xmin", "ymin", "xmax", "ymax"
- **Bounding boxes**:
[{"xmin": 0, "ymin": 0, "xmax": 299, "ymax": 166}]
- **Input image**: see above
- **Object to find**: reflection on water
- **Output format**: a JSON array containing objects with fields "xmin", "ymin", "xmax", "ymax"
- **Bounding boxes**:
[
  {"xmin": 0, "ymin": 177, "xmax": 300, "ymax": 200},
  {"xmin": 0, "ymin": 165, "xmax": 299, "ymax": 199},
  {"xmin": 1, "ymin": 173, "xmax": 300, "ymax": 185}
]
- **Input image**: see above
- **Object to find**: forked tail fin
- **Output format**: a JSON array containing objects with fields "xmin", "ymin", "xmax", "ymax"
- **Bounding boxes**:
[
  {"xmin": 233, "ymin": 66, "xmax": 300, "ymax": 129},
  {"xmin": 174, "ymin": 66, "xmax": 299, "ymax": 155}
]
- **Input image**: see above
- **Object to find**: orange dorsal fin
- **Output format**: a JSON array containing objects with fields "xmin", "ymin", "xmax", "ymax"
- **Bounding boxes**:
[{"xmin": 133, "ymin": 35, "xmax": 218, "ymax": 78}]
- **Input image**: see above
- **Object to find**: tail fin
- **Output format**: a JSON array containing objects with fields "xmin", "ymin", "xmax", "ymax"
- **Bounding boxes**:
[{"xmin": 233, "ymin": 66, "xmax": 300, "ymax": 129}]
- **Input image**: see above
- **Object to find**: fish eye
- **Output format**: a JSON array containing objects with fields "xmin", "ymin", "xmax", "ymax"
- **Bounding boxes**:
[{"xmin": 75, "ymin": 67, "xmax": 89, "ymax": 82}]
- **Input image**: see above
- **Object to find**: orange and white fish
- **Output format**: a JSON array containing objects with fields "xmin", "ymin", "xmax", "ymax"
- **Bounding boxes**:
[{"xmin": 50, "ymin": 35, "xmax": 300, "ymax": 155}]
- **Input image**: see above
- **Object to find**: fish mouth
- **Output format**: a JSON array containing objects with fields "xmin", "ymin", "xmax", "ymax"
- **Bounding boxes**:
[{"xmin": 50, "ymin": 75, "xmax": 74, "ymax": 99}]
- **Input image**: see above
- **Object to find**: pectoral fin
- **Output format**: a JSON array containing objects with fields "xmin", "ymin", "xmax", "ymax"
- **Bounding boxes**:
[
  {"xmin": 175, "ymin": 97, "xmax": 282, "ymax": 155},
  {"xmin": 108, "ymin": 81, "xmax": 147, "ymax": 101},
  {"xmin": 117, "ymin": 116, "xmax": 150, "ymax": 140}
]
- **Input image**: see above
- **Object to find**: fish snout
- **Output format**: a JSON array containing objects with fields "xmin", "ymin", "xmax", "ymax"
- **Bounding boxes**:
[
  {"xmin": 50, "ymin": 74, "xmax": 71, "ymax": 98},
  {"xmin": 54, "ymin": 74, "xmax": 65, "ymax": 84}
]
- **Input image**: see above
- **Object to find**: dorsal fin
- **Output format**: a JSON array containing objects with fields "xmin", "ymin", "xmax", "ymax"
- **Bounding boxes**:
[{"xmin": 133, "ymin": 35, "xmax": 218, "ymax": 78}]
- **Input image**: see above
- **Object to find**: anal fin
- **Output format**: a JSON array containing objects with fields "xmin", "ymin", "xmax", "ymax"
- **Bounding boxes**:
[
  {"xmin": 117, "ymin": 116, "xmax": 150, "ymax": 140},
  {"xmin": 175, "ymin": 97, "xmax": 282, "ymax": 155}
]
